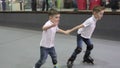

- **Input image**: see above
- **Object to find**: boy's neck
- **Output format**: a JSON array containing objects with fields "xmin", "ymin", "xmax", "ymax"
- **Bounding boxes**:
[{"xmin": 93, "ymin": 15, "xmax": 98, "ymax": 21}]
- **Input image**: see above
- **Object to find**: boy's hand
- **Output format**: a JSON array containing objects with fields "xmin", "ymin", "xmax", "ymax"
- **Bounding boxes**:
[
  {"xmin": 42, "ymin": 22, "xmax": 58, "ymax": 31},
  {"xmin": 51, "ymin": 22, "xmax": 57, "ymax": 27}
]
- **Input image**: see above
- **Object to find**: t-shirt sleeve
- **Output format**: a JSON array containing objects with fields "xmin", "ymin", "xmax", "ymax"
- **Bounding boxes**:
[
  {"xmin": 82, "ymin": 19, "xmax": 91, "ymax": 27},
  {"xmin": 43, "ymin": 22, "xmax": 50, "ymax": 27}
]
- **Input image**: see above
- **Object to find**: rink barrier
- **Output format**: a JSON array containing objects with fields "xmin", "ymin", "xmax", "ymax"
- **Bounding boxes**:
[{"xmin": 0, "ymin": 11, "xmax": 120, "ymax": 41}]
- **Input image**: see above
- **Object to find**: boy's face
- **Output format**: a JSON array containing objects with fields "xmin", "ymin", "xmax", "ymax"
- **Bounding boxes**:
[
  {"xmin": 50, "ymin": 14, "xmax": 60, "ymax": 25},
  {"xmin": 94, "ymin": 10, "xmax": 105, "ymax": 20}
]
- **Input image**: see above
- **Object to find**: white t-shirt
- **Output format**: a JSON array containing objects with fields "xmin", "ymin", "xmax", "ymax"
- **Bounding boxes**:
[
  {"xmin": 40, "ymin": 20, "xmax": 59, "ymax": 48},
  {"xmin": 77, "ymin": 15, "xmax": 97, "ymax": 39}
]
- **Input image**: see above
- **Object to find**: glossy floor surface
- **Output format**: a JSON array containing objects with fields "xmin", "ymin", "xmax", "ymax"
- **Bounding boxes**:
[{"xmin": 0, "ymin": 26, "xmax": 120, "ymax": 68}]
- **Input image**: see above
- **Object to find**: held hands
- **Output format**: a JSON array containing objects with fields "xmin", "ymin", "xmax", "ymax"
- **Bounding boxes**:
[{"xmin": 64, "ymin": 29, "xmax": 72, "ymax": 35}]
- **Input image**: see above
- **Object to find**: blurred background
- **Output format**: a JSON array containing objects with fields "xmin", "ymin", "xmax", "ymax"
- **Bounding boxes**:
[{"xmin": 0, "ymin": 0, "xmax": 120, "ymax": 12}]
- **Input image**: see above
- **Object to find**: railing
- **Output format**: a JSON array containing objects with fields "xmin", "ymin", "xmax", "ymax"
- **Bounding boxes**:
[{"xmin": 0, "ymin": 0, "xmax": 120, "ymax": 12}]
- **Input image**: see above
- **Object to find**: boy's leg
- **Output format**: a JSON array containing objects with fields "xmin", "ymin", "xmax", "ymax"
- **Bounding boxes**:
[
  {"xmin": 49, "ymin": 47, "xmax": 58, "ymax": 68},
  {"xmin": 67, "ymin": 47, "xmax": 82, "ymax": 63},
  {"xmin": 82, "ymin": 38, "xmax": 94, "ymax": 64},
  {"xmin": 35, "ymin": 47, "xmax": 48, "ymax": 68},
  {"xmin": 67, "ymin": 34, "xmax": 82, "ymax": 67}
]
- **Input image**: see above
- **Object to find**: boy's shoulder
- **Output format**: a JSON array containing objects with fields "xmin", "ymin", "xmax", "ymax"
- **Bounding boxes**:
[
  {"xmin": 85, "ymin": 16, "xmax": 93, "ymax": 21},
  {"xmin": 83, "ymin": 16, "xmax": 95, "ymax": 24}
]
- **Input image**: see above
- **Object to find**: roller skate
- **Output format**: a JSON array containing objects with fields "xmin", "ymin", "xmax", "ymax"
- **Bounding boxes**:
[
  {"xmin": 83, "ymin": 56, "xmax": 94, "ymax": 64},
  {"xmin": 67, "ymin": 60, "xmax": 73, "ymax": 68}
]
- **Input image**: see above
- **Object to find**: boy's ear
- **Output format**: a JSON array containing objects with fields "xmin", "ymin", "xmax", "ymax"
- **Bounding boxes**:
[{"xmin": 93, "ymin": 12, "xmax": 97, "ymax": 15}]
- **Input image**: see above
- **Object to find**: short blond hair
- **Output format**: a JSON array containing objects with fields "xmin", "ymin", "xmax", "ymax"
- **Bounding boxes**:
[
  {"xmin": 48, "ymin": 9, "xmax": 60, "ymax": 17},
  {"xmin": 93, "ymin": 6, "xmax": 105, "ymax": 13}
]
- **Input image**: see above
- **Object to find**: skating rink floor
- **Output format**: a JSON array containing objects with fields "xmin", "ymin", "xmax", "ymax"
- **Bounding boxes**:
[{"xmin": 0, "ymin": 26, "xmax": 120, "ymax": 68}]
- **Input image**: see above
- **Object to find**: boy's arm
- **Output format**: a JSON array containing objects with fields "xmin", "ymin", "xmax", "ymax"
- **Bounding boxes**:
[
  {"xmin": 57, "ymin": 24, "xmax": 84, "ymax": 34},
  {"xmin": 68, "ymin": 24, "xmax": 84, "ymax": 33},
  {"xmin": 42, "ymin": 23, "xmax": 56, "ymax": 31},
  {"xmin": 57, "ymin": 29, "xmax": 69, "ymax": 35}
]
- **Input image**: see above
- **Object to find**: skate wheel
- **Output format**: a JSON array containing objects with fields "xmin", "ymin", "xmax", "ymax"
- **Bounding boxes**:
[{"xmin": 82, "ymin": 60, "xmax": 94, "ymax": 65}]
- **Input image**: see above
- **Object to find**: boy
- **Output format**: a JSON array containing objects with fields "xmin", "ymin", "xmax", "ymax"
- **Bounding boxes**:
[
  {"xmin": 33, "ymin": 9, "xmax": 69, "ymax": 68},
  {"xmin": 67, "ymin": 6, "xmax": 105, "ymax": 68}
]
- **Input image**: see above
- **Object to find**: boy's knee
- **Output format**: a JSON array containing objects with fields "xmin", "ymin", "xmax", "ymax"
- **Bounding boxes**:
[
  {"xmin": 39, "ymin": 59, "xmax": 46, "ymax": 65},
  {"xmin": 75, "ymin": 47, "xmax": 82, "ymax": 54},
  {"xmin": 52, "ymin": 58, "xmax": 57, "ymax": 65},
  {"xmin": 87, "ymin": 44, "xmax": 93, "ymax": 50}
]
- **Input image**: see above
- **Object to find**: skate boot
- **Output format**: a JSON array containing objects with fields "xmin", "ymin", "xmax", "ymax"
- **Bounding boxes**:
[
  {"xmin": 67, "ymin": 60, "xmax": 73, "ymax": 68},
  {"xmin": 83, "ymin": 56, "xmax": 94, "ymax": 64}
]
